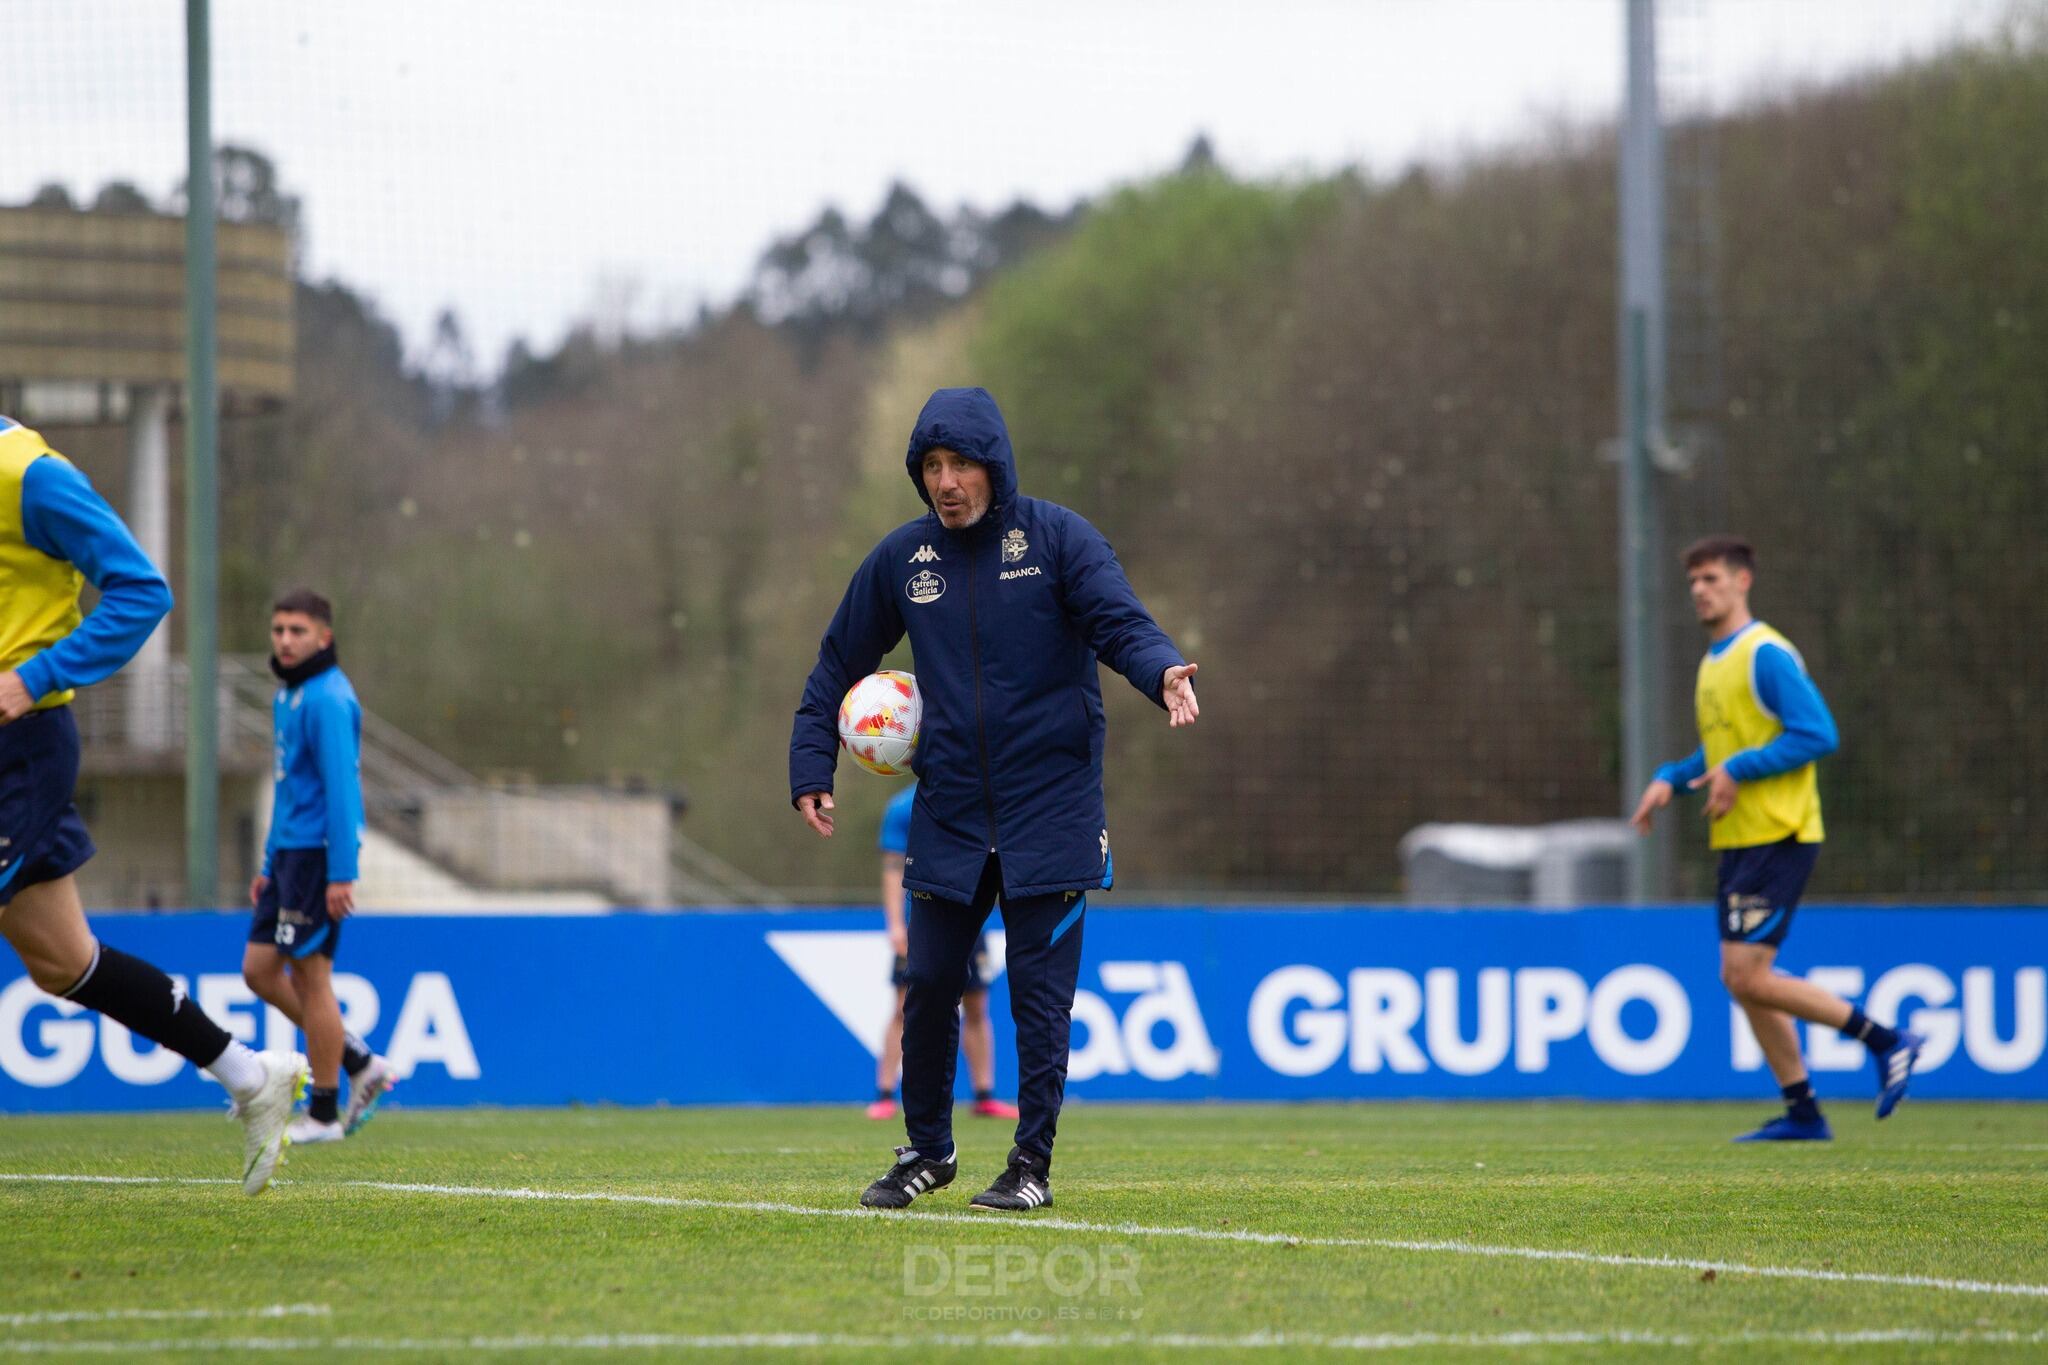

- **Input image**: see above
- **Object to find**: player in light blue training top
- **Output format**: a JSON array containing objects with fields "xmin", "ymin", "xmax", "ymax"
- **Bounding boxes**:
[
  {"xmin": 870, "ymin": 781, "xmax": 1017, "ymax": 1122},
  {"xmin": 244, "ymin": 588, "xmax": 393, "ymax": 1144}
]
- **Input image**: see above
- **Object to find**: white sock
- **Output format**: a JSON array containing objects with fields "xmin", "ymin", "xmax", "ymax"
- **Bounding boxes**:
[{"xmin": 205, "ymin": 1040, "xmax": 266, "ymax": 1099}]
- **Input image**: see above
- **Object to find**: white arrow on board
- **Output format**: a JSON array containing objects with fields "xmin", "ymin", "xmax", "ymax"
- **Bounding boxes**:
[{"xmin": 765, "ymin": 930, "xmax": 1007, "ymax": 1058}]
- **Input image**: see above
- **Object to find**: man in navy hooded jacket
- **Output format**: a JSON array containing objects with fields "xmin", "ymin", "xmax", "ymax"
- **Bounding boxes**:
[{"xmin": 791, "ymin": 387, "xmax": 1199, "ymax": 1212}]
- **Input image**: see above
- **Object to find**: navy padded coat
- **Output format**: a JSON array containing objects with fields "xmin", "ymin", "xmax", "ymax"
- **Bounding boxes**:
[{"xmin": 790, "ymin": 388, "xmax": 1185, "ymax": 902}]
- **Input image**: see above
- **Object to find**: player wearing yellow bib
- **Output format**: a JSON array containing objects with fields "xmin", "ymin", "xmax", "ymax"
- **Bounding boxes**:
[
  {"xmin": 1631, "ymin": 536, "xmax": 1923, "ymax": 1142},
  {"xmin": 0, "ymin": 416, "xmax": 306, "ymax": 1192}
]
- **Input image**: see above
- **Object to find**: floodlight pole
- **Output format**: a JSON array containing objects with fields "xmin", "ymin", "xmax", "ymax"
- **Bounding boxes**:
[
  {"xmin": 184, "ymin": 0, "xmax": 221, "ymax": 909},
  {"xmin": 1619, "ymin": 0, "xmax": 1670, "ymax": 902}
]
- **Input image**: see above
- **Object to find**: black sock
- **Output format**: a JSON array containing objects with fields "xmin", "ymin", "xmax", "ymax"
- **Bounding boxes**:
[
  {"xmin": 1781, "ymin": 1079, "xmax": 1823, "ymax": 1124},
  {"xmin": 1841, "ymin": 1007, "xmax": 1902, "ymax": 1054},
  {"xmin": 308, "ymin": 1086, "xmax": 340, "ymax": 1124},
  {"xmin": 62, "ymin": 943, "xmax": 231, "ymax": 1067},
  {"xmin": 342, "ymin": 1033, "xmax": 372, "ymax": 1077},
  {"xmin": 974, "ymin": 1088, "xmax": 994, "ymax": 1103},
  {"xmin": 876, "ymin": 1087, "xmax": 895, "ymax": 1102}
]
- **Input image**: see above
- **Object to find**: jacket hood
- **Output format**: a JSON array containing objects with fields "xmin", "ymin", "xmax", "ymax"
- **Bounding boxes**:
[{"xmin": 904, "ymin": 386, "xmax": 1017, "ymax": 523}]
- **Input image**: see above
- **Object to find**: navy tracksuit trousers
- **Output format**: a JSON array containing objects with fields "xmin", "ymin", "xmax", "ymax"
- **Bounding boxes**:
[{"xmin": 902, "ymin": 855, "xmax": 1086, "ymax": 1169}]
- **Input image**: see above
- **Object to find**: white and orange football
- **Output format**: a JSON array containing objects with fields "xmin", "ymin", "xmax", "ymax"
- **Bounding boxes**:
[{"xmin": 838, "ymin": 670, "xmax": 920, "ymax": 776}]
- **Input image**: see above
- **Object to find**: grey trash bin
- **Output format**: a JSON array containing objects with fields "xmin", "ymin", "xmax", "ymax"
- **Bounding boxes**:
[{"xmin": 1399, "ymin": 820, "xmax": 1634, "ymax": 907}]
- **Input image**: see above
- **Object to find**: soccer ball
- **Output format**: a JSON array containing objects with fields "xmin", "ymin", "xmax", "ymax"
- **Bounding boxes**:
[{"xmin": 839, "ymin": 670, "xmax": 920, "ymax": 776}]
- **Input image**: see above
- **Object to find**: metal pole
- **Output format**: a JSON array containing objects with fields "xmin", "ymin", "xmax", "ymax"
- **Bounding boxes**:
[
  {"xmin": 125, "ymin": 385, "xmax": 173, "ymax": 751},
  {"xmin": 1621, "ymin": 313, "xmax": 1665, "ymax": 901},
  {"xmin": 184, "ymin": 0, "xmax": 220, "ymax": 908},
  {"xmin": 1620, "ymin": 0, "xmax": 1670, "ymax": 902}
]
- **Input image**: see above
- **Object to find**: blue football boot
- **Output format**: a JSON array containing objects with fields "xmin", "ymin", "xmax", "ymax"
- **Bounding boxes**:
[
  {"xmin": 1733, "ymin": 1113, "xmax": 1833, "ymax": 1142},
  {"xmin": 1874, "ymin": 1030, "xmax": 1926, "ymax": 1119}
]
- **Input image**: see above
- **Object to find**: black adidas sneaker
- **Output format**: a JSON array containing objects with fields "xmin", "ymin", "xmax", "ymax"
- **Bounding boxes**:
[
  {"xmin": 968, "ymin": 1148, "xmax": 1052, "ymax": 1211},
  {"xmin": 859, "ymin": 1146, "xmax": 957, "ymax": 1209}
]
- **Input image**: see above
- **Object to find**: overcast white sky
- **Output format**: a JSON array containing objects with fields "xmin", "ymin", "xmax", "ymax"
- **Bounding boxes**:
[{"xmin": 4, "ymin": 0, "xmax": 2014, "ymax": 370}]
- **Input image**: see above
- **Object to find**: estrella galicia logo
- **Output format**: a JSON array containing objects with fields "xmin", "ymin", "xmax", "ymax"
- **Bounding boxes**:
[
  {"xmin": 906, "ymin": 570, "xmax": 946, "ymax": 605},
  {"xmin": 1002, "ymin": 529, "xmax": 1029, "ymax": 564}
]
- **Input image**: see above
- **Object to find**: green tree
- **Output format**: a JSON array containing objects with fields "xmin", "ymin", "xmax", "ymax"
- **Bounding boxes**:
[{"xmin": 969, "ymin": 169, "xmax": 1332, "ymax": 532}]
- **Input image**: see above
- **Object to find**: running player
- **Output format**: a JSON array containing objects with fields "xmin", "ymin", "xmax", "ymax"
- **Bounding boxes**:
[
  {"xmin": 1632, "ymin": 535, "xmax": 1922, "ymax": 1141},
  {"xmin": 0, "ymin": 415, "xmax": 304, "ymax": 1193}
]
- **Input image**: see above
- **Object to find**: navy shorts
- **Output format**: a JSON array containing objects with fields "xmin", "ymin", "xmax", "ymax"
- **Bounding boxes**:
[
  {"xmin": 893, "ymin": 932, "xmax": 990, "ymax": 994},
  {"xmin": 0, "ymin": 706, "xmax": 96, "ymax": 904},
  {"xmin": 1716, "ymin": 837, "xmax": 1820, "ymax": 948},
  {"xmin": 251, "ymin": 848, "xmax": 340, "ymax": 959}
]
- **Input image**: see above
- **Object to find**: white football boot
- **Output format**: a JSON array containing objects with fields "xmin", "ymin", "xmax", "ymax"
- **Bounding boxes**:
[
  {"xmin": 286, "ymin": 1115, "xmax": 346, "ymax": 1145},
  {"xmin": 234, "ymin": 1050, "xmax": 309, "ymax": 1195},
  {"xmin": 341, "ymin": 1055, "xmax": 397, "ymax": 1135}
]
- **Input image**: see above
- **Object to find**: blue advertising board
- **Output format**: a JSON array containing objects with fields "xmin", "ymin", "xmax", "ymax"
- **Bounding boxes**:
[{"xmin": 0, "ymin": 906, "xmax": 2041, "ymax": 1112}]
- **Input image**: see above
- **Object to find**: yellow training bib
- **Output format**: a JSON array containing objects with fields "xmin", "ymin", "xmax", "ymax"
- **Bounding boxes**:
[
  {"xmin": 1694, "ymin": 622, "xmax": 1823, "ymax": 850},
  {"xmin": 0, "ymin": 422, "xmax": 83, "ymax": 710}
]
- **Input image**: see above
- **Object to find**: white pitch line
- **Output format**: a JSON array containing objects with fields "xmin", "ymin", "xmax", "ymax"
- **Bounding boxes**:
[
  {"xmin": 346, "ymin": 1178, "xmax": 2048, "ymax": 1301},
  {"xmin": 7, "ymin": 1171, "xmax": 2048, "ymax": 1302},
  {"xmin": 0, "ymin": 1174, "xmax": 230, "ymax": 1187},
  {"xmin": 0, "ymin": 1306, "xmax": 328, "ymax": 1329},
  {"xmin": 2, "ymin": 1329, "xmax": 2047, "ymax": 1354}
]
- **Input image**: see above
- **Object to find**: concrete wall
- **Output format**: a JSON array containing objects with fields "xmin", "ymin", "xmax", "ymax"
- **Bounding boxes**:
[
  {"xmin": 73, "ymin": 772, "xmax": 267, "ymax": 910},
  {"xmin": 420, "ymin": 790, "xmax": 670, "ymax": 905}
]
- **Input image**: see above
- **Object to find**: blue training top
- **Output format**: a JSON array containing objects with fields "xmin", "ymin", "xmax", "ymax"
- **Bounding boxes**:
[
  {"xmin": 878, "ymin": 782, "xmax": 916, "ymax": 855},
  {"xmin": 264, "ymin": 664, "xmax": 365, "ymax": 882},
  {"xmin": 1655, "ymin": 622, "xmax": 1839, "ymax": 789},
  {"xmin": 13, "ymin": 444, "xmax": 173, "ymax": 701}
]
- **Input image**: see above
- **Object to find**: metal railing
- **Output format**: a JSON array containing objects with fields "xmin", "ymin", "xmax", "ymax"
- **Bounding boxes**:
[
  {"xmin": 69, "ymin": 656, "xmax": 267, "ymax": 760},
  {"xmin": 73, "ymin": 654, "xmax": 781, "ymax": 906}
]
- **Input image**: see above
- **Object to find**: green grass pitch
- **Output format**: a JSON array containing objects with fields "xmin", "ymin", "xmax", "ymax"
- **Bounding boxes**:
[{"xmin": 1, "ymin": 1102, "xmax": 2044, "ymax": 1361}]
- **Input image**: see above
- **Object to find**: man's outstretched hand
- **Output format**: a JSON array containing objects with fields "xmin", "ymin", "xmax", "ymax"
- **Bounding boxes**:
[
  {"xmin": 1163, "ymin": 663, "xmax": 1200, "ymax": 728},
  {"xmin": 797, "ymin": 791, "xmax": 836, "ymax": 838}
]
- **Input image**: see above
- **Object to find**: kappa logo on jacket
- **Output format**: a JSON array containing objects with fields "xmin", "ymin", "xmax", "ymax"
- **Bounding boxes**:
[
  {"xmin": 906, "ymin": 570, "xmax": 946, "ymax": 604},
  {"xmin": 909, "ymin": 544, "xmax": 941, "ymax": 564}
]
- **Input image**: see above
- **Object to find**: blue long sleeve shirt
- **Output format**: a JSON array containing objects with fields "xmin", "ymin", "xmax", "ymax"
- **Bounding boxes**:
[
  {"xmin": 1655, "ymin": 628, "xmax": 1839, "ymax": 790},
  {"xmin": 16, "ymin": 455, "xmax": 173, "ymax": 700},
  {"xmin": 878, "ymin": 782, "xmax": 916, "ymax": 856},
  {"xmin": 264, "ymin": 666, "xmax": 365, "ymax": 882}
]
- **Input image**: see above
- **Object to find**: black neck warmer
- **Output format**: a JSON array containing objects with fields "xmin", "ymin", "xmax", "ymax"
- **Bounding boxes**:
[{"xmin": 270, "ymin": 644, "xmax": 338, "ymax": 688}]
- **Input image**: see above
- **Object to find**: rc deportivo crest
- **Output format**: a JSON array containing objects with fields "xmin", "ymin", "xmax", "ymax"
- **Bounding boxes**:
[
  {"xmin": 906, "ymin": 570, "xmax": 946, "ymax": 604},
  {"xmin": 1002, "ymin": 529, "xmax": 1029, "ymax": 563},
  {"xmin": 909, "ymin": 544, "xmax": 941, "ymax": 563}
]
